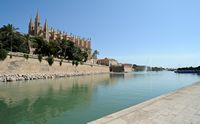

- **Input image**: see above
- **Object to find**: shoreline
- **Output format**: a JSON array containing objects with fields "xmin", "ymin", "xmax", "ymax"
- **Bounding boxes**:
[
  {"xmin": 0, "ymin": 72, "xmax": 110, "ymax": 82},
  {"xmin": 88, "ymin": 81, "xmax": 200, "ymax": 124},
  {"xmin": 0, "ymin": 55, "xmax": 110, "ymax": 82}
]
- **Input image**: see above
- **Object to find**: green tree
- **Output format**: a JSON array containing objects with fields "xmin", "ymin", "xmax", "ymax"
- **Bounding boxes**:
[
  {"xmin": 0, "ymin": 24, "xmax": 18, "ymax": 52},
  {"xmin": 46, "ymin": 55, "xmax": 54, "ymax": 66},
  {"xmin": 17, "ymin": 35, "xmax": 30, "ymax": 53},
  {"xmin": 32, "ymin": 38, "xmax": 89, "ymax": 64},
  {"xmin": 0, "ymin": 49, "xmax": 8, "ymax": 61},
  {"xmin": 58, "ymin": 40, "xmax": 70, "ymax": 59},
  {"xmin": 60, "ymin": 59, "xmax": 63, "ymax": 66},
  {"xmin": 82, "ymin": 50, "xmax": 88, "ymax": 62},
  {"xmin": 23, "ymin": 34, "xmax": 34, "ymax": 53},
  {"xmin": 33, "ymin": 37, "xmax": 49, "ymax": 56},
  {"xmin": 48, "ymin": 40, "xmax": 60, "ymax": 57},
  {"xmin": 23, "ymin": 54, "xmax": 29, "ymax": 60},
  {"xmin": 72, "ymin": 46, "xmax": 82, "ymax": 61},
  {"xmin": 38, "ymin": 54, "xmax": 43, "ymax": 63},
  {"xmin": 0, "ymin": 24, "xmax": 29, "ymax": 53}
]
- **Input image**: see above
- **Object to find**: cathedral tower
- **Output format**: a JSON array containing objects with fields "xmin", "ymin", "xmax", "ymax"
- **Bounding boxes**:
[
  {"xmin": 28, "ymin": 17, "xmax": 34, "ymax": 35},
  {"xmin": 43, "ymin": 19, "xmax": 49, "ymax": 41},
  {"xmin": 28, "ymin": 11, "xmax": 92, "ymax": 53},
  {"xmin": 34, "ymin": 11, "xmax": 41, "ymax": 35}
]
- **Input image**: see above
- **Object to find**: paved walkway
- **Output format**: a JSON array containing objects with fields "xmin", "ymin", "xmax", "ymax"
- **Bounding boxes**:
[{"xmin": 88, "ymin": 82, "xmax": 200, "ymax": 124}]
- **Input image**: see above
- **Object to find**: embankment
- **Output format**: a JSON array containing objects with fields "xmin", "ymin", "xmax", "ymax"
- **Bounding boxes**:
[
  {"xmin": 0, "ymin": 55, "xmax": 109, "ymax": 82},
  {"xmin": 88, "ymin": 82, "xmax": 200, "ymax": 124}
]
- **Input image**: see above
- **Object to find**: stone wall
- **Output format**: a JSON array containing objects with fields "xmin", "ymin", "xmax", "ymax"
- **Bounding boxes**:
[
  {"xmin": 110, "ymin": 65, "xmax": 124, "ymax": 72},
  {"xmin": 110, "ymin": 65, "xmax": 133, "ymax": 73},
  {"xmin": 123, "ymin": 64, "xmax": 133, "ymax": 73},
  {"xmin": 0, "ymin": 56, "xmax": 109, "ymax": 82},
  {"xmin": 123, "ymin": 66, "xmax": 133, "ymax": 73}
]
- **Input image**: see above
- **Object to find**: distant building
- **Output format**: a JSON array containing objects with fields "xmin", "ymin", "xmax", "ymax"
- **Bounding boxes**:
[
  {"xmin": 97, "ymin": 58, "xmax": 118, "ymax": 66},
  {"xmin": 123, "ymin": 64, "xmax": 133, "ymax": 72},
  {"xmin": 110, "ymin": 64, "xmax": 133, "ymax": 73},
  {"xmin": 28, "ymin": 11, "xmax": 91, "ymax": 50},
  {"xmin": 132, "ymin": 64, "xmax": 148, "ymax": 71}
]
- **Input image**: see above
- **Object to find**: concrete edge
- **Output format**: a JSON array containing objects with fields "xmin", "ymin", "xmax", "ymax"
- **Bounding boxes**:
[{"xmin": 88, "ymin": 81, "xmax": 200, "ymax": 124}]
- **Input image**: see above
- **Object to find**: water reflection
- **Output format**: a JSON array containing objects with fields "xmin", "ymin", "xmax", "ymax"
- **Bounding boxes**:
[
  {"xmin": 0, "ymin": 74, "xmax": 112, "ymax": 124},
  {"xmin": 0, "ymin": 73, "xmax": 160, "ymax": 124},
  {"xmin": 0, "ymin": 72, "xmax": 200, "ymax": 124}
]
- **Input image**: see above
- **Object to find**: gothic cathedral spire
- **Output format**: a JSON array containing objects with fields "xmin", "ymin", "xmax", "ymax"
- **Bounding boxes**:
[
  {"xmin": 27, "ymin": 10, "xmax": 91, "ymax": 50},
  {"xmin": 28, "ymin": 17, "xmax": 34, "ymax": 35},
  {"xmin": 36, "ymin": 10, "xmax": 40, "ymax": 22},
  {"xmin": 43, "ymin": 19, "xmax": 49, "ymax": 41},
  {"xmin": 34, "ymin": 10, "xmax": 41, "ymax": 35},
  {"xmin": 43, "ymin": 19, "xmax": 48, "ymax": 32}
]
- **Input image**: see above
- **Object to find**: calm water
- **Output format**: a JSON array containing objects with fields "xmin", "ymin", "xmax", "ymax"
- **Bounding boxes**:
[{"xmin": 0, "ymin": 71, "xmax": 200, "ymax": 124}]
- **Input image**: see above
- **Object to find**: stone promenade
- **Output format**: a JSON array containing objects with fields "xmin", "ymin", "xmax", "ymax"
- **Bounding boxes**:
[{"xmin": 88, "ymin": 82, "xmax": 200, "ymax": 124}]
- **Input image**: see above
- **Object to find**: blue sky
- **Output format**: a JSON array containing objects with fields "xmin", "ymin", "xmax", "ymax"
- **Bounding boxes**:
[{"xmin": 1, "ymin": 0, "xmax": 200, "ymax": 68}]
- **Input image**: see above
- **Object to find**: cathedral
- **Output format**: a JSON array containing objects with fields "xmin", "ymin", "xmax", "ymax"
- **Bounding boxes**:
[{"xmin": 28, "ymin": 12, "xmax": 91, "ymax": 50}]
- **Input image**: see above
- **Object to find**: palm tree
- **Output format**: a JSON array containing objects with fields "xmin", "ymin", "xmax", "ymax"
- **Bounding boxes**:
[
  {"xmin": 92, "ymin": 50, "xmax": 99, "ymax": 59},
  {"xmin": 24, "ymin": 34, "xmax": 33, "ymax": 54},
  {"xmin": 1, "ymin": 24, "xmax": 19, "ymax": 52}
]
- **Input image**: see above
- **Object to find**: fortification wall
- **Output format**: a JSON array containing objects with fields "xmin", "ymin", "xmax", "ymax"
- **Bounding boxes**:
[
  {"xmin": 124, "ymin": 66, "xmax": 133, "ymax": 73},
  {"xmin": 0, "ymin": 55, "xmax": 109, "ymax": 82}
]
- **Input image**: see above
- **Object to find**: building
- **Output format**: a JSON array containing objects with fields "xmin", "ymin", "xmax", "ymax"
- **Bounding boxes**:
[
  {"xmin": 110, "ymin": 64, "xmax": 133, "ymax": 73},
  {"xmin": 123, "ymin": 64, "xmax": 133, "ymax": 72},
  {"xmin": 28, "ymin": 11, "xmax": 91, "ymax": 50},
  {"xmin": 132, "ymin": 64, "xmax": 150, "ymax": 71},
  {"xmin": 97, "ymin": 58, "xmax": 118, "ymax": 66},
  {"xmin": 97, "ymin": 58, "xmax": 133, "ymax": 72}
]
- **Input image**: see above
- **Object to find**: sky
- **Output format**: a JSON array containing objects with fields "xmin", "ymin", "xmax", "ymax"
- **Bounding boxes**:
[{"xmin": 1, "ymin": 0, "xmax": 200, "ymax": 68}]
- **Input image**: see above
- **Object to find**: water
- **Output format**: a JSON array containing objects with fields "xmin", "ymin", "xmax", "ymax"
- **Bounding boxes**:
[{"xmin": 0, "ymin": 71, "xmax": 200, "ymax": 124}]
